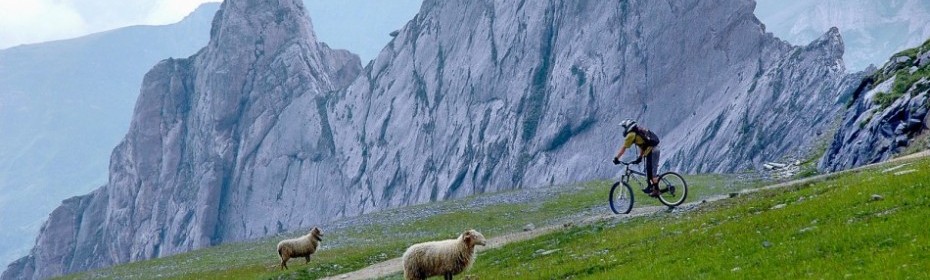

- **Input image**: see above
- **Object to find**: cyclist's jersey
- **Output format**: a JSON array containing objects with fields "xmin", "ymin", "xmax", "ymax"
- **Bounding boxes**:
[{"xmin": 623, "ymin": 132, "xmax": 655, "ymax": 156}]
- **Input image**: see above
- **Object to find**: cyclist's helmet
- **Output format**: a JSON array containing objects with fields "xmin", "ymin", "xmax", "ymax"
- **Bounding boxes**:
[{"xmin": 619, "ymin": 119, "xmax": 637, "ymax": 136}]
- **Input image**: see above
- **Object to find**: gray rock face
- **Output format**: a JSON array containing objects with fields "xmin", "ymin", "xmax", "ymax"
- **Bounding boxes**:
[
  {"xmin": 0, "ymin": 3, "xmax": 219, "ymax": 268},
  {"xmin": 3, "ymin": 0, "xmax": 361, "ymax": 279},
  {"xmin": 329, "ymin": 0, "xmax": 858, "ymax": 209},
  {"xmin": 918, "ymin": 50, "xmax": 930, "ymax": 67},
  {"xmin": 5, "ymin": 0, "xmax": 860, "ymax": 279},
  {"xmin": 820, "ymin": 77, "xmax": 929, "ymax": 172},
  {"xmin": 820, "ymin": 41, "xmax": 930, "ymax": 172}
]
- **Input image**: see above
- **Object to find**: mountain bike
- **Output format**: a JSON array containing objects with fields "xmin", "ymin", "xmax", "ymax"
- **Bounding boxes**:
[{"xmin": 609, "ymin": 161, "xmax": 688, "ymax": 214}]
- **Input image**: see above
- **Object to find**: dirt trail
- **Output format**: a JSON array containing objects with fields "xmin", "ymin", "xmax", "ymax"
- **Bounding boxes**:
[
  {"xmin": 750, "ymin": 151, "xmax": 929, "ymax": 194},
  {"xmin": 321, "ymin": 151, "xmax": 929, "ymax": 280},
  {"xmin": 320, "ymin": 202, "xmax": 716, "ymax": 280}
]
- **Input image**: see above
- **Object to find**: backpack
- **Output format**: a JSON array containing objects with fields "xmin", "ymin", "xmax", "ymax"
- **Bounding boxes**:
[{"xmin": 636, "ymin": 127, "xmax": 660, "ymax": 146}]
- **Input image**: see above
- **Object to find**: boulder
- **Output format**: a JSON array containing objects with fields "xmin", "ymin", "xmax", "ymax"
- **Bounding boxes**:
[
  {"xmin": 895, "ymin": 135, "xmax": 909, "ymax": 146},
  {"xmin": 906, "ymin": 118, "xmax": 924, "ymax": 131},
  {"xmin": 917, "ymin": 51, "xmax": 930, "ymax": 67},
  {"xmin": 523, "ymin": 223, "xmax": 536, "ymax": 232},
  {"xmin": 909, "ymin": 93, "xmax": 928, "ymax": 112},
  {"xmin": 894, "ymin": 56, "xmax": 911, "ymax": 64},
  {"xmin": 895, "ymin": 123, "xmax": 907, "ymax": 135}
]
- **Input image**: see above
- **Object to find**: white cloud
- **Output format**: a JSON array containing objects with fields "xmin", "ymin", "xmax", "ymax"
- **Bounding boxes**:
[
  {"xmin": 145, "ymin": 0, "xmax": 220, "ymax": 25},
  {"xmin": 0, "ymin": 0, "xmax": 221, "ymax": 50},
  {"xmin": 0, "ymin": 0, "xmax": 89, "ymax": 48}
]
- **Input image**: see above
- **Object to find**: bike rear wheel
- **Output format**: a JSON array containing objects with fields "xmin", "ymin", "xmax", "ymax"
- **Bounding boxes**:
[
  {"xmin": 609, "ymin": 181, "xmax": 634, "ymax": 214},
  {"xmin": 657, "ymin": 172, "xmax": 688, "ymax": 207}
]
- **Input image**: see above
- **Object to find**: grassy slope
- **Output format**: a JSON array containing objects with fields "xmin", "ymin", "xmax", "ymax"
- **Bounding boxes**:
[
  {"xmin": 461, "ymin": 158, "xmax": 930, "ymax": 279},
  {"xmin": 60, "ymin": 155, "xmax": 930, "ymax": 280},
  {"xmin": 59, "ymin": 173, "xmax": 760, "ymax": 280}
]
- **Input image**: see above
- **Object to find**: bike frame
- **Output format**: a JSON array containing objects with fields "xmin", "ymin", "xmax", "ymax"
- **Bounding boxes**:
[
  {"xmin": 620, "ymin": 162, "xmax": 669, "ymax": 194},
  {"xmin": 620, "ymin": 163, "xmax": 647, "ymax": 187}
]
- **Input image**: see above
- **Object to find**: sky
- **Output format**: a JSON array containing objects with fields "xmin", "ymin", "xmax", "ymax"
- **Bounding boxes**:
[
  {"xmin": 0, "ymin": 0, "xmax": 423, "ymax": 61},
  {"xmin": 755, "ymin": 0, "xmax": 930, "ymax": 70},
  {"xmin": 0, "ymin": 0, "xmax": 218, "ymax": 49},
  {"xmin": 305, "ymin": 0, "xmax": 422, "ymax": 61}
]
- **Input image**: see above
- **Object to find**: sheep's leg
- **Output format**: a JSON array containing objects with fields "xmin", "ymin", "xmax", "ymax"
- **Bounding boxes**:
[
  {"xmin": 305, "ymin": 256, "xmax": 311, "ymax": 264},
  {"xmin": 444, "ymin": 273, "xmax": 453, "ymax": 280},
  {"xmin": 280, "ymin": 256, "xmax": 289, "ymax": 270}
]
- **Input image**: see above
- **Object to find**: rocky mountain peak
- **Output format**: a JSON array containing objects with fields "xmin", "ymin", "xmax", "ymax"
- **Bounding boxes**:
[
  {"xmin": 804, "ymin": 26, "xmax": 845, "ymax": 65},
  {"xmin": 1, "ymin": 0, "xmax": 363, "ymax": 278},
  {"xmin": 4, "ymin": 0, "xmax": 863, "ymax": 279},
  {"xmin": 208, "ymin": 0, "xmax": 317, "ymax": 51},
  {"xmin": 198, "ymin": 0, "xmax": 336, "ymax": 97}
]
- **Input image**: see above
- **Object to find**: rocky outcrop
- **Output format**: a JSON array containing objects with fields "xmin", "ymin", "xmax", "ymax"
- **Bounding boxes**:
[
  {"xmin": 6, "ymin": 0, "xmax": 861, "ymax": 279},
  {"xmin": 3, "ymin": 0, "xmax": 362, "ymax": 279},
  {"xmin": 0, "ymin": 3, "xmax": 219, "ymax": 268},
  {"xmin": 820, "ymin": 40, "xmax": 930, "ymax": 171}
]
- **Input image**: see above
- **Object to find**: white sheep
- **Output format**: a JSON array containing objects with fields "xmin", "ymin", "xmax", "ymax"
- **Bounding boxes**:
[
  {"xmin": 403, "ymin": 229, "xmax": 487, "ymax": 280},
  {"xmin": 276, "ymin": 227, "xmax": 323, "ymax": 270}
]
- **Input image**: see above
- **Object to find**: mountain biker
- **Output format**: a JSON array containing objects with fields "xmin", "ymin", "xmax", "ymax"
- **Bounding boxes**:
[{"xmin": 612, "ymin": 119, "xmax": 662, "ymax": 197}]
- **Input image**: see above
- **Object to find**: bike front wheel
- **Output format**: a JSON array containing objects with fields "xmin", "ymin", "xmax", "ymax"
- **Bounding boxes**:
[
  {"xmin": 609, "ymin": 181, "xmax": 634, "ymax": 214},
  {"xmin": 657, "ymin": 172, "xmax": 688, "ymax": 207}
]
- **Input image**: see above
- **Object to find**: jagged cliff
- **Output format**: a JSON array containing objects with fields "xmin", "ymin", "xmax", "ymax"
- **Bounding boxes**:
[
  {"xmin": 0, "ymin": 3, "xmax": 219, "ymax": 267},
  {"xmin": 2, "ymin": 0, "xmax": 362, "ymax": 279},
  {"xmin": 327, "ymin": 0, "xmax": 860, "ymax": 209},
  {"xmin": 820, "ymin": 39, "xmax": 930, "ymax": 171},
  {"xmin": 5, "ymin": 0, "xmax": 861, "ymax": 279}
]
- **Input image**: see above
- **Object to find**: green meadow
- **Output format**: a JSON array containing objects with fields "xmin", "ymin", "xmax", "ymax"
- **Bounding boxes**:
[{"xmin": 59, "ymin": 157, "xmax": 930, "ymax": 280}]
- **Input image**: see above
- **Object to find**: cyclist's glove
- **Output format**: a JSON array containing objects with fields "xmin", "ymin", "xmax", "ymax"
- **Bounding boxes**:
[
  {"xmin": 630, "ymin": 157, "xmax": 643, "ymax": 165},
  {"xmin": 612, "ymin": 157, "xmax": 621, "ymax": 165}
]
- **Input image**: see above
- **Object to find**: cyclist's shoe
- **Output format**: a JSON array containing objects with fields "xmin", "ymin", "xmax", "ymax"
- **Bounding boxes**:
[
  {"xmin": 647, "ymin": 184, "xmax": 661, "ymax": 197},
  {"xmin": 649, "ymin": 188, "xmax": 661, "ymax": 197}
]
